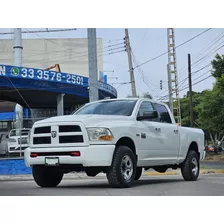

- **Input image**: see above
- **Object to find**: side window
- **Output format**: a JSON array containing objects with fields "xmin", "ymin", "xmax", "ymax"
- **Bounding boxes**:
[
  {"xmin": 154, "ymin": 103, "xmax": 172, "ymax": 124},
  {"xmin": 138, "ymin": 101, "xmax": 154, "ymax": 117}
]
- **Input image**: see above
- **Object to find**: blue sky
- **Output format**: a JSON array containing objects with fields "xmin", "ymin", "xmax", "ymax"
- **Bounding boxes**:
[{"xmin": 1, "ymin": 28, "xmax": 223, "ymax": 100}]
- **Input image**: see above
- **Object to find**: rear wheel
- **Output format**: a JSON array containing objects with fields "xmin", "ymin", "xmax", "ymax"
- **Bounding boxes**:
[
  {"xmin": 181, "ymin": 150, "xmax": 200, "ymax": 181},
  {"xmin": 32, "ymin": 165, "xmax": 63, "ymax": 187},
  {"xmin": 135, "ymin": 167, "xmax": 142, "ymax": 180},
  {"xmin": 106, "ymin": 145, "xmax": 136, "ymax": 188}
]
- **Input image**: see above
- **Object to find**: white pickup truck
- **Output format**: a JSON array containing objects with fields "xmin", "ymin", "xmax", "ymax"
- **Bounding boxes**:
[{"xmin": 24, "ymin": 98, "xmax": 205, "ymax": 188}]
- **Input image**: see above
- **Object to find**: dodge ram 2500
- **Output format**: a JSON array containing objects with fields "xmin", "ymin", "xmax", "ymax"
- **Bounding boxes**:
[{"xmin": 24, "ymin": 98, "xmax": 205, "ymax": 188}]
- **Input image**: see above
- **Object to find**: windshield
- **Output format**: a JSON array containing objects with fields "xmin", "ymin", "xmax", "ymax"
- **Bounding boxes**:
[{"xmin": 74, "ymin": 100, "xmax": 137, "ymax": 116}]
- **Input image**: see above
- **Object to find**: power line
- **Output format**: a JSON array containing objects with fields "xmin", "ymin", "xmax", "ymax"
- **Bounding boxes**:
[
  {"xmin": 0, "ymin": 46, "xmax": 125, "ymax": 66},
  {"xmin": 157, "ymin": 73, "xmax": 213, "ymax": 101},
  {"xmin": 177, "ymin": 31, "xmax": 224, "ymax": 75},
  {"xmin": 133, "ymin": 28, "xmax": 212, "ymax": 69},
  {"xmin": 141, "ymin": 29, "xmax": 148, "ymax": 41},
  {"xmin": 0, "ymin": 42, "xmax": 126, "ymax": 64},
  {"xmin": 131, "ymin": 51, "xmax": 160, "ymax": 92},
  {"xmin": 179, "ymin": 74, "xmax": 213, "ymax": 92},
  {"xmin": 2, "ymin": 76, "xmax": 32, "ymax": 110},
  {"xmin": 24, "ymin": 28, "xmax": 88, "ymax": 58},
  {"xmin": 0, "ymin": 29, "xmax": 77, "ymax": 35},
  {"xmin": 166, "ymin": 42, "xmax": 224, "ymax": 92},
  {"xmin": 177, "ymin": 40, "xmax": 224, "ymax": 81}
]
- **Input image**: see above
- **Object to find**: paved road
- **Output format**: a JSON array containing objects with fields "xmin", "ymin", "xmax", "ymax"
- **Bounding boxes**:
[{"xmin": 0, "ymin": 174, "xmax": 224, "ymax": 196}]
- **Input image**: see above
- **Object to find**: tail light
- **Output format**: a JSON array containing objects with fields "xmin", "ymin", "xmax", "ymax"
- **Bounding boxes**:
[{"xmin": 30, "ymin": 153, "xmax": 39, "ymax": 158}]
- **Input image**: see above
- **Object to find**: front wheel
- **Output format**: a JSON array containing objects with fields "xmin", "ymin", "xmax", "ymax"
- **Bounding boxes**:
[
  {"xmin": 32, "ymin": 165, "xmax": 63, "ymax": 187},
  {"xmin": 135, "ymin": 167, "xmax": 142, "ymax": 180},
  {"xmin": 181, "ymin": 150, "xmax": 200, "ymax": 181},
  {"xmin": 106, "ymin": 145, "xmax": 136, "ymax": 188}
]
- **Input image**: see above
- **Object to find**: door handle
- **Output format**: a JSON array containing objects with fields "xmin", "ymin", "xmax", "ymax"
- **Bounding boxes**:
[
  {"xmin": 155, "ymin": 127, "xmax": 161, "ymax": 132},
  {"xmin": 174, "ymin": 129, "xmax": 178, "ymax": 133}
]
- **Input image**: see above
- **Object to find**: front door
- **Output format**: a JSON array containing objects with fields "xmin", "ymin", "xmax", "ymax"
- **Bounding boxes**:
[
  {"xmin": 152, "ymin": 103, "xmax": 180, "ymax": 164},
  {"xmin": 135, "ymin": 101, "xmax": 163, "ymax": 166}
]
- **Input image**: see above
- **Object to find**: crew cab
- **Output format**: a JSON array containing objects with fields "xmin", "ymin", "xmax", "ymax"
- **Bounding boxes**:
[{"xmin": 24, "ymin": 98, "xmax": 205, "ymax": 188}]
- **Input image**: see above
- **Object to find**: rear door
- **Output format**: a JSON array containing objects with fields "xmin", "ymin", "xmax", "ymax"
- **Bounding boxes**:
[{"xmin": 152, "ymin": 103, "xmax": 180, "ymax": 163}]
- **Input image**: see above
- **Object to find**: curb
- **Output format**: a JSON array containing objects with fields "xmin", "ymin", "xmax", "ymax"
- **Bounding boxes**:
[
  {"xmin": 145, "ymin": 171, "xmax": 178, "ymax": 176},
  {"xmin": 145, "ymin": 169, "xmax": 224, "ymax": 176}
]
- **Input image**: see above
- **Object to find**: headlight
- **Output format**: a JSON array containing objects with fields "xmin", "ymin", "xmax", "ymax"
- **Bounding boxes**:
[
  {"xmin": 9, "ymin": 138, "xmax": 16, "ymax": 143},
  {"xmin": 87, "ymin": 128, "xmax": 113, "ymax": 141}
]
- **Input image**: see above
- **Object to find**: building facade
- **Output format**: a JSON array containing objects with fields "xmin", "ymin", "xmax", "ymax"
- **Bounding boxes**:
[{"xmin": 0, "ymin": 38, "xmax": 104, "ymax": 132}]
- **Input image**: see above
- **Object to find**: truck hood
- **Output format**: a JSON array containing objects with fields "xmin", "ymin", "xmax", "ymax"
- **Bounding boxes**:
[{"xmin": 34, "ymin": 114, "xmax": 131, "ymax": 127}]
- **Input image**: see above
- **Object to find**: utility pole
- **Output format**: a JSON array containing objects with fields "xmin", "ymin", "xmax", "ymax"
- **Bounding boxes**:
[
  {"xmin": 124, "ymin": 29, "xmax": 137, "ymax": 97},
  {"xmin": 87, "ymin": 28, "xmax": 99, "ymax": 102},
  {"xmin": 167, "ymin": 28, "xmax": 181, "ymax": 125},
  {"xmin": 167, "ymin": 64, "xmax": 173, "ymax": 114},
  {"xmin": 13, "ymin": 28, "xmax": 24, "ymax": 134},
  {"xmin": 188, "ymin": 54, "xmax": 194, "ymax": 127}
]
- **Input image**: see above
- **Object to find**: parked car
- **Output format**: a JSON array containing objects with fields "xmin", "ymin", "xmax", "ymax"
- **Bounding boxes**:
[{"xmin": 7, "ymin": 128, "xmax": 30, "ymax": 156}]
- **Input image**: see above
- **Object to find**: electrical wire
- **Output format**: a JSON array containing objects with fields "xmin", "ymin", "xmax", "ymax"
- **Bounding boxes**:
[
  {"xmin": 0, "ymin": 29, "xmax": 77, "ymax": 35},
  {"xmin": 141, "ymin": 29, "xmax": 148, "ymax": 41},
  {"xmin": 179, "ymin": 74, "xmax": 213, "ymax": 92},
  {"xmin": 156, "ymin": 73, "xmax": 213, "ymax": 101},
  {"xmin": 131, "ymin": 51, "xmax": 160, "ymax": 92},
  {"xmin": 133, "ymin": 28, "xmax": 212, "ymax": 69},
  {"xmin": 177, "ymin": 31, "xmax": 224, "ymax": 75},
  {"xmin": 159, "ymin": 41, "xmax": 224, "ymax": 95}
]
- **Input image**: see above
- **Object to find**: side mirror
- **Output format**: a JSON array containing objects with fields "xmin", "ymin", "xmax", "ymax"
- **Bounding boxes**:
[{"xmin": 137, "ymin": 110, "xmax": 158, "ymax": 121}]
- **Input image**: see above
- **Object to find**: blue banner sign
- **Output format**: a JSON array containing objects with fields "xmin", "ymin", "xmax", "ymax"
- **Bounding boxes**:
[
  {"xmin": 0, "ymin": 64, "xmax": 117, "ymax": 97},
  {"xmin": 0, "ymin": 64, "xmax": 88, "ymax": 87}
]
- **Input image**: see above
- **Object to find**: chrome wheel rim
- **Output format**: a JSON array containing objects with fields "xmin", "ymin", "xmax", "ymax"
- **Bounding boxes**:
[
  {"xmin": 121, "ymin": 155, "xmax": 133, "ymax": 180},
  {"xmin": 192, "ymin": 158, "xmax": 198, "ymax": 175}
]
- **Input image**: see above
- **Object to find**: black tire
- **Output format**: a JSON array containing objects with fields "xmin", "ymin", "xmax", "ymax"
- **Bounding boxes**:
[
  {"xmin": 181, "ymin": 150, "xmax": 200, "ymax": 181},
  {"xmin": 135, "ymin": 167, "xmax": 142, "ymax": 180},
  {"xmin": 32, "ymin": 165, "xmax": 63, "ymax": 187},
  {"xmin": 106, "ymin": 145, "xmax": 136, "ymax": 188}
]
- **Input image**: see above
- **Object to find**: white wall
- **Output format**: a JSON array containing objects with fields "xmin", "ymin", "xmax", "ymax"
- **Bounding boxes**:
[{"xmin": 0, "ymin": 38, "xmax": 103, "ymax": 77}]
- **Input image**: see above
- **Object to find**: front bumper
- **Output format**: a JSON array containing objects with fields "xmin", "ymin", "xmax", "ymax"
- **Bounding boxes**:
[{"xmin": 24, "ymin": 145, "xmax": 115, "ymax": 167}]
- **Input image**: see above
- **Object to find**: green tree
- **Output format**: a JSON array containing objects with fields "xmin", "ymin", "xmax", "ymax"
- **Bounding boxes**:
[
  {"xmin": 196, "ymin": 54, "xmax": 224, "ymax": 146},
  {"xmin": 179, "ymin": 91, "xmax": 202, "ymax": 127}
]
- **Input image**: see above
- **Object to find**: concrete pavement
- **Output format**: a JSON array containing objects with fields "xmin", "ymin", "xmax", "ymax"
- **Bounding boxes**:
[{"xmin": 0, "ymin": 173, "xmax": 224, "ymax": 196}]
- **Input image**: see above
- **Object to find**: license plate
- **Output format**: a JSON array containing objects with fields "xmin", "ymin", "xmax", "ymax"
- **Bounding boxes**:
[{"xmin": 45, "ymin": 157, "xmax": 59, "ymax": 166}]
